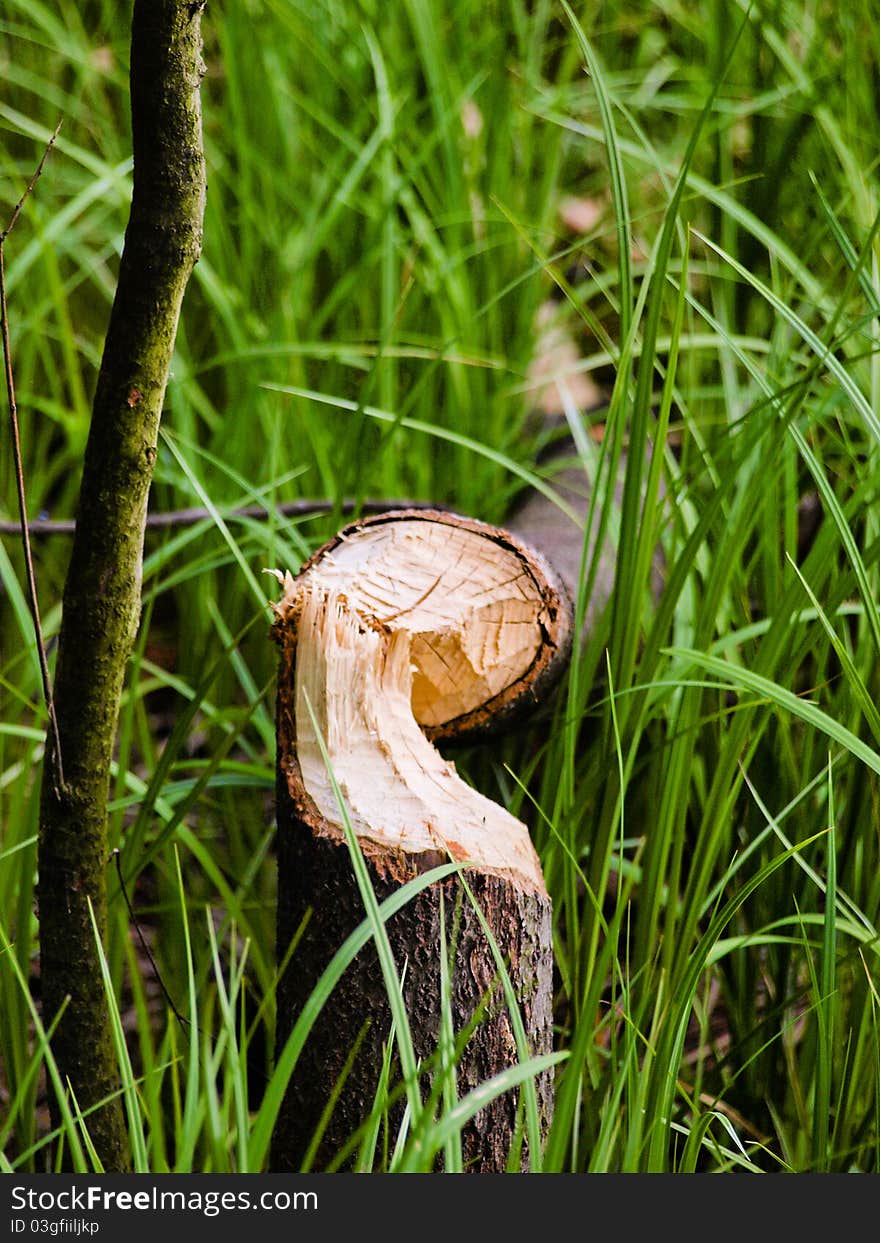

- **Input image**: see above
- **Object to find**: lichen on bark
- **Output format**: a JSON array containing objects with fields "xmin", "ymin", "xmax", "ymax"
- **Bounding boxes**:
[{"xmin": 36, "ymin": 0, "xmax": 206, "ymax": 1172}]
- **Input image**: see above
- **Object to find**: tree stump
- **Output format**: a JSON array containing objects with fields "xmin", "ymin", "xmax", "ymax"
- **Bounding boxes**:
[{"xmin": 270, "ymin": 509, "xmax": 571, "ymax": 1172}]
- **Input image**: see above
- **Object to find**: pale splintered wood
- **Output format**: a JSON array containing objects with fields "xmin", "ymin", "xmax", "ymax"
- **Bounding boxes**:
[
  {"xmin": 274, "ymin": 518, "xmax": 556, "ymax": 891},
  {"xmin": 299, "ymin": 519, "xmax": 551, "ymax": 723}
]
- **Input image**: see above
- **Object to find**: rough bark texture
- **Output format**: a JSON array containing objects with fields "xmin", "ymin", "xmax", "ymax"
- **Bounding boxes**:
[
  {"xmin": 271, "ymin": 820, "xmax": 555, "ymax": 1173},
  {"xmin": 36, "ymin": 1, "xmax": 206, "ymax": 1172},
  {"xmin": 270, "ymin": 511, "xmax": 566, "ymax": 1173}
]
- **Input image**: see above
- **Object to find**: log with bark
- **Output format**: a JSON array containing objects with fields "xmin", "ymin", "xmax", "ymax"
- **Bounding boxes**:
[{"xmin": 270, "ymin": 509, "xmax": 572, "ymax": 1172}]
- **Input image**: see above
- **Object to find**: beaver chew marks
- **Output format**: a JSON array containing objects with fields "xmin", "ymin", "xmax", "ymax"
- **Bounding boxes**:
[{"xmin": 274, "ymin": 514, "xmax": 570, "ymax": 891}]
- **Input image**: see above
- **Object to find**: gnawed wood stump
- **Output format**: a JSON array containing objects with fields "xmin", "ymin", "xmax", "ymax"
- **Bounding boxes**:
[{"xmin": 270, "ymin": 509, "xmax": 571, "ymax": 1172}]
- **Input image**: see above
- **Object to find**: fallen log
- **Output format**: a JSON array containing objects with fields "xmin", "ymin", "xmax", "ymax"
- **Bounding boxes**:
[{"xmin": 270, "ymin": 509, "xmax": 571, "ymax": 1172}]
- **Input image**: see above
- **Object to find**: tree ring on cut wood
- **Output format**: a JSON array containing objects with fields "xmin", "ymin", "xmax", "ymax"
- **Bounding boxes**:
[
  {"xmin": 270, "ymin": 508, "xmax": 571, "ymax": 1172},
  {"xmin": 281, "ymin": 507, "xmax": 573, "ymax": 736}
]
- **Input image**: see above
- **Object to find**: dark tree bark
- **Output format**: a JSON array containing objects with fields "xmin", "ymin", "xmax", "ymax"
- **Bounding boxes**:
[
  {"xmin": 37, "ymin": 1, "xmax": 206, "ymax": 1172},
  {"xmin": 270, "ymin": 510, "xmax": 570, "ymax": 1172}
]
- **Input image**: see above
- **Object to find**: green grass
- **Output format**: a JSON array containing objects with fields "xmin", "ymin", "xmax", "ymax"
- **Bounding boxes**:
[{"xmin": 2, "ymin": 0, "xmax": 880, "ymax": 1172}]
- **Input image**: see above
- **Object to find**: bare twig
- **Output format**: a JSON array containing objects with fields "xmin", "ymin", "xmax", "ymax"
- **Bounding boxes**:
[
  {"xmin": 113, "ymin": 850, "xmax": 189, "ymax": 1031},
  {"xmin": 1, "ymin": 123, "xmax": 65, "ymax": 793},
  {"xmin": 0, "ymin": 496, "xmax": 438, "ymax": 537},
  {"xmin": 0, "ymin": 122, "xmax": 62, "ymax": 245}
]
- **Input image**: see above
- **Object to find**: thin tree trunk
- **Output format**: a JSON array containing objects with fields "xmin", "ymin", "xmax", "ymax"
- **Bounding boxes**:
[{"xmin": 37, "ymin": 1, "xmax": 206, "ymax": 1172}]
